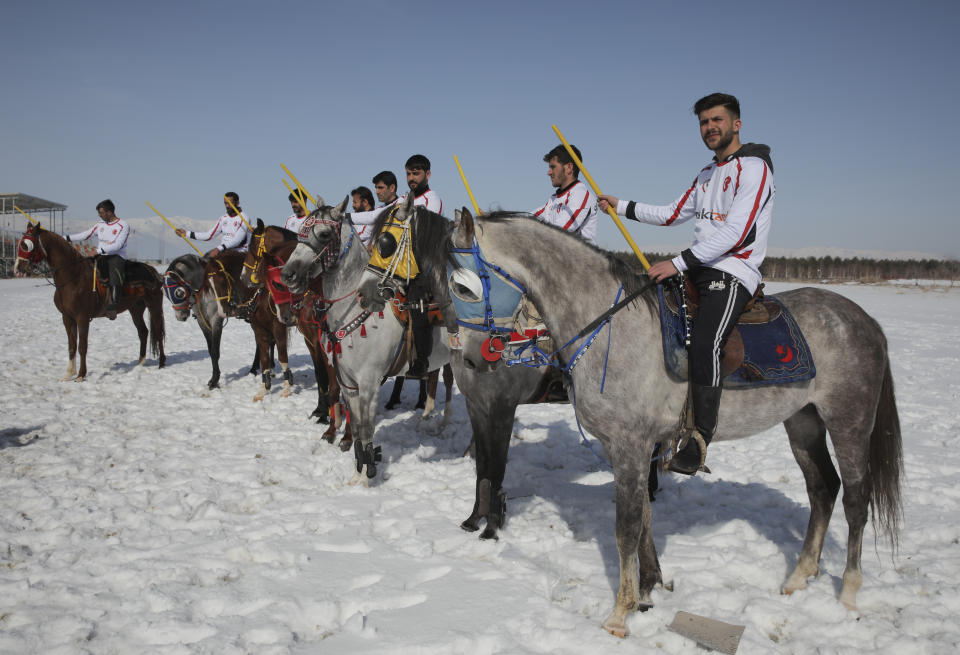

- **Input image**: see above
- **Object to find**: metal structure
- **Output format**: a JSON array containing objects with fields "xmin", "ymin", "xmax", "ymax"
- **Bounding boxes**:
[{"xmin": 0, "ymin": 193, "xmax": 67, "ymax": 277}]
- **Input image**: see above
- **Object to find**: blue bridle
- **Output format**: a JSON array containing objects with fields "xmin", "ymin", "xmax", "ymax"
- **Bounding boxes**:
[{"xmin": 449, "ymin": 240, "xmax": 527, "ymax": 336}]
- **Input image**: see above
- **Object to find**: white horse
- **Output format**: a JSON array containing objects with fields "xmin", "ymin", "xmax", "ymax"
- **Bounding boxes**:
[{"xmin": 280, "ymin": 197, "xmax": 452, "ymax": 483}]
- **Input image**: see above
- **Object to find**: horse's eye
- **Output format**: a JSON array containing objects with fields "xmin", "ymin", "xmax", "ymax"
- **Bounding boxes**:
[{"xmin": 449, "ymin": 269, "xmax": 483, "ymax": 302}]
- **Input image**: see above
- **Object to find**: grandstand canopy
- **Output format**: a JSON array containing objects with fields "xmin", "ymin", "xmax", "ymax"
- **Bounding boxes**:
[{"xmin": 0, "ymin": 193, "xmax": 67, "ymax": 212}]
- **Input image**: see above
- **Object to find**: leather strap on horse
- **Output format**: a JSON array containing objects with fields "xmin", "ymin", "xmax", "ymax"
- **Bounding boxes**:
[{"xmin": 573, "ymin": 278, "xmax": 657, "ymax": 341}]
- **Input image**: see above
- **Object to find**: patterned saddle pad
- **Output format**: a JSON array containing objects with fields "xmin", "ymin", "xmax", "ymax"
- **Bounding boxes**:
[{"xmin": 657, "ymin": 285, "xmax": 816, "ymax": 388}]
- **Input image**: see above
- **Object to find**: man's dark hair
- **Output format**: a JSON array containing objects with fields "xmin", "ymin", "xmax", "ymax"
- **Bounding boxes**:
[
  {"xmin": 96, "ymin": 199, "xmax": 115, "ymax": 213},
  {"xmin": 372, "ymin": 170, "xmax": 397, "ymax": 187},
  {"xmin": 288, "ymin": 191, "xmax": 308, "ymax": 204},
  {"xmin": 224, "ymin": 191, "xmax": 240, "ymax": 204},
  {"xmin": 405, "ymin": 154, "xmax": 431, "ymax": 172},
  {"xmin": 543, "ymin": 144, "xmax": 582, "ymax": 175},
  {"xmin": 351, "ymin": 186, "xmax": 375, "ymax": 207},
  {"xmin": 693, "ymin": 93, "xmax": 740, "ymax": 119}
]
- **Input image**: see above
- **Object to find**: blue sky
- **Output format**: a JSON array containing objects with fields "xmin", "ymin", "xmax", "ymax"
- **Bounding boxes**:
[{"xmin": 3, "ymin": 0, "xmax": 958, "ymax": 257}]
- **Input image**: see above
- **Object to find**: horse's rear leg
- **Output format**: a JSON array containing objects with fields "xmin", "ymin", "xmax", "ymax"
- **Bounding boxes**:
[
  {"xmin": 130, "ymin": 303, "xmax": 149, "ymax": 365},
  {"xmin": 462, "ymin": 396, "xmax": 515, "ymax": 539},
  {"xmin": 385, "ymin": 377, "xmax": 404, "ymax": 410},
  {"xmin": 782, "ymin": 405, "xmax": 841, "ymax": 596},
  {"xmin": 76, "ymin": 320, "xmax": 90, "ymax": 381},
  {"xmin": 61, "ymin": 315, "xmax": 78, "ymax": 381}
]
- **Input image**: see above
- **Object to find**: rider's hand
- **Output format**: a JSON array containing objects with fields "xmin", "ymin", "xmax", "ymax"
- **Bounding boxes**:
[
  {"xmin": 597, "ymin": 194, "xmax": 619, "ymax": 213},
  {"xmin": 647, "ymin": 260, "xmax": 679, "ymax": 283},
  {"xmin": 175, "ymin": 228, "xmax": 186, "ymax": 237}
]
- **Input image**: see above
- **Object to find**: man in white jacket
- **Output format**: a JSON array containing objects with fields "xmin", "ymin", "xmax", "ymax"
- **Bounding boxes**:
[
  {"xmin": 176, "ymin": 192, "xmax": 251, "ymax": 257},
  {"xmin": 532, "ymin": 144, "xmax": 599, "ymax": 244},
  {"xmin": 67, "ymin": 199, "xmax": 129, "ymax": 318},
  {"xmin": 599, "ymin": 92, "xmax": 775, "ymax": 475}
]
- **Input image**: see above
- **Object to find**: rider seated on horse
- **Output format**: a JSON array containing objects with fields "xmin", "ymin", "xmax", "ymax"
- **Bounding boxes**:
[
  {"xmin": 599, "ymin": 92, "xmax": 775, "ymax": 476},
  {"xmin": 175, "ymin": 191, "xmax": 251, "ymax": 258},
  {"xmin": 66, "ymin": 199, "xmax": 129, "ymax": 319}
]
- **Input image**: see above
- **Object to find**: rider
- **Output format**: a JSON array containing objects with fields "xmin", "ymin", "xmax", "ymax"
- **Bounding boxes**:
[
  {"xmin": 350, "ymin": 185, "xmax": 376, "ymax": 246},
  {"xmin": 175, "ymin": 192, "xmax": 251, "ymax": 257},
  {"xmin": 598, "ymin": 92, "xmax": 775, "ymax": 475},
  {"xmin": 284, "ymin": 190, "xmax": 309, "ymax": 233},
  {"xmin": 533, "ymin": 144, "xmax": 599, "ymax": 244},
  {"xmin": 66, "ymin": 199, "xmax": 130, "ymax": 319},
  {"xmin": 347, "ymin": 156, "xmax": 444, "ymax": 378}
]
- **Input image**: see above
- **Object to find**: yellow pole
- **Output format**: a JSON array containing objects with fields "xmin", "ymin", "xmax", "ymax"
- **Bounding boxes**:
[
  {"xmin": 551, "ymin": 124, "xmax": 651, "ymax": 271},
  {"xmin": 14, "ymin": 205, "xmax": 39, "ymax": 226},
  {"xmin": 145, "ymin": 201, "xmax": 204, "ymax": 256},
  {"xmin": 223, "ymin": 196, "xmax": 253, "ymax": 231},
  {"xmin": 280, "ymin": 163, "xmax": 317, "ymax": 207},
  {"xmin": 453, "ymin": 155, "xmax": 482, "ymax": 216},
  {"xmin": 282, "ymin": 178, "xmax": 309, "ymax": 211}
]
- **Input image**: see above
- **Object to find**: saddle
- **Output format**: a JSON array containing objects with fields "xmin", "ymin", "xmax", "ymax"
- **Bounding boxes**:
[
  {"xmin": 92, "ymin": 257, "xmax": 157, "ymax": 300},
  {"xmin": 662, "ymin": 278, "xmax": 780, "ymax": 376},
  {"xmin": 658, "ymin": 281, "xmax": 816, "ymax": 388}
]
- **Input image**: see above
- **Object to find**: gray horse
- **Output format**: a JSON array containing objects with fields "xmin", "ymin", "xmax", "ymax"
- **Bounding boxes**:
[
  {"xmin": 416, "ymin": 209, "xmax": 902, "ymax": 637},
  {"xmin": 164, "ymin": 254, "xmax": 265, "ymax": 389},
  {"xmin": 353, "ymin": 199, "xmax": 611, "ymax": 540},
  {"xmin": 280, "ymin": 197, "xmax": 453, "ymax": 484}
]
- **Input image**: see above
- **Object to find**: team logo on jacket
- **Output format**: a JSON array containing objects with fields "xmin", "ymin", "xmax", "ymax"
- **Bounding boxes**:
[
  {"xmin": 723, "ymin": 176, "xmax": 731, "ymax": 192},
  {"xmin": 708, "ymin": 280, "xmax": 726, "ymax": 292}
]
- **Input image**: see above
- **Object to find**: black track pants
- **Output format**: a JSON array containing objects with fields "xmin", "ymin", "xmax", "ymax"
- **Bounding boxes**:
[{"xmin": 688, "ymin": 268, "xmax": 751, "ymax": 388}]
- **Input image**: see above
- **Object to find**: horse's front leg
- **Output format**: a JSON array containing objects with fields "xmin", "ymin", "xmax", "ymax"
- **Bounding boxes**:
[
  {"xmin": 602, "ymin": 448, "xmax": 660, "ymax": 638},
  {"xmin": 252, "ymin": 331, "xmax": 273, "ymax": 402},
  {"xmin": 75, "ymin": 319, "xmax": 90, "ymax": 381},
  {"xmin": 61, "ymin": 314, "xmax": 78, "ymax": 381},
  {"xmin": 275, "ymin": 324, "xmax": 293, "ymax": 398},
  {"xmin": 420, "ymin": 372, "xmax": 437, "ymax": 417},
  {"xmin": 130, "ymin": 303, "xmax": 149, "ymax": 365},
  {"xmin": 348, "ymin": 389, "xmax": 380, "ymax": 486},
  {"xmin": 462, "ymin": 393, "xmax": 514, "ymax": 540}
]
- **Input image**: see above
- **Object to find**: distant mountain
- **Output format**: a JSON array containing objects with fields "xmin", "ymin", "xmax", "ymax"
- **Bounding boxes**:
[{"xmin": 631, "ymin": 243, "xmax": 952, "ymax": 262}]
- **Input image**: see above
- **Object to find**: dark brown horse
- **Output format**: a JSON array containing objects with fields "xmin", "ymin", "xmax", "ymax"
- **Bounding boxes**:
[
  {"xmin": 242, "ymin": 222, "xmax": 353, "ymax": 449},
  {"xmin": 206, "ymin": 250, "xmax": 292, "ymax": 402},
  {"xmin": 14, "ymin": 223, "xmax": 166, "ymax": 381}
]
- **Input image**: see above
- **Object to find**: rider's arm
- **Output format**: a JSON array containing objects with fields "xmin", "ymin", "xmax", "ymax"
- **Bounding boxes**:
[
  {"xmin": 67, "ymin": 224, "xmax": 98, "ymax": 243},
  {"xmin": 191, "ymin": 216, "xmax": 224, "ymax": 242},
  {"xmin": 616, "ymin": 177, "xmax": 699, "ymax": 227}
]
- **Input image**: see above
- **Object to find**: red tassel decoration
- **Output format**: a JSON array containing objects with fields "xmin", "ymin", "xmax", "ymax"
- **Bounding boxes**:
[
  {"xmin": 335, "ymin": 342, "xmax": 342, "ymax": 354},
  {"xmin": 360, "ymin": 324, "xmax": 367, "ymax": 337},
  {"xmin": 378, "ymin": 311, "xmax": 384, "ymax": 319},
  {"xmin": 326, "ymin": 341, "xmax": 333, "ymax": 353}
]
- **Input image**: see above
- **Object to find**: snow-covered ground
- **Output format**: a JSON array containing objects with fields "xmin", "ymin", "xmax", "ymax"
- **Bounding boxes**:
[{"xmin": 0, "ymin": 278, "xmax": 957, "ymax": 654}]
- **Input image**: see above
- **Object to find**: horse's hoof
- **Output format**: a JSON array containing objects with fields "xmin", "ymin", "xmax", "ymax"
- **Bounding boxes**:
[
  {"xmin": 253, "ymin": 392, "xmax": 265, "ymax": 402},
  {"xmin": 281, "ymin": 387, "xmax": 292, "ymax": 398},
  {"xmin": 338, "ymin": 438, "xmax": 353, "ymax": 453},
  {"xmin": 74, "ymin": 376, "xmax": 85, "ymax": 383},
  {"xmin": 137, "ymin": 357, "xmax": 146, "ymax": 366},
  {"xmin": 460, "ymin": 517, "xmax": 480, "ymax": 532},
  {"xmin": 207, "ymin": 380, "xmax": 219, "ymax": 390},
  {"xmin": 601, "ymin": 614, "xmax": 629, "ymax": 639},
  {"xmin": 479, "ymin": 525, "xmax": 499, "ymax": 541},
  {"xmin": 385, "ymin": 400, "xmax": 399, "ymax": 410}
]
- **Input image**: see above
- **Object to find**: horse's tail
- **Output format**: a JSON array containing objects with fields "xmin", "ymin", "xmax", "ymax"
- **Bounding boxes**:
[{"xmin": 869, "ymin": 357, "xmax": 903, "ymax": 551}]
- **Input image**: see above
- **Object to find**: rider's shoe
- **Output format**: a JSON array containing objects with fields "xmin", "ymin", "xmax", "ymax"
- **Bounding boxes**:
[{"xmin": 668, "ymin": 431, "xmax": 708, "ymax": 475}]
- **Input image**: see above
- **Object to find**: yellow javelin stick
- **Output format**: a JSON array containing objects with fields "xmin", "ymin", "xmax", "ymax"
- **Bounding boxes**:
[
  {"xmin": 223, "ymin": 196, "xmax": 253, "ymax": 231},
  {"xmin": 453, "ymin": 155, "xmax": 482, "ymax": 216},
  {"xmin": 280, "ymin": 163, "xmax": 317, "ymax": 207},
  {"xmin": 282, "ymin": 178, "xmax": 310, "ymax": 211},
  {"xmin": 552, "ymin": 124, "xmax": 651, "ymax": 271},
  {"xmin": 145, "ymin": 201, "xmax": 204, "ymax": 256},
  {"xmin": 14, "ymin": 205, "xmax": 39, "ymax": 226}
]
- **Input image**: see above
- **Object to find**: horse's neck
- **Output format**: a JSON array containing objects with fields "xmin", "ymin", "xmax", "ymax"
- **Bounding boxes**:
[
  {"xmin": 322, "ymin": 224, "xmax": 366, "ymax": 322},
  {"xmin": 41, "ymin": 232, "xmax": 86, "ymax": 281},
  {"xmin": 477, "ymin": 219, "xmax": 656, "ymax": 344}
]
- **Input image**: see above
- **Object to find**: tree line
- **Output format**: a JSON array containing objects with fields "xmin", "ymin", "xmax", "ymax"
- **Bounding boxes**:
[{"xmin": 614, "ymin": 252, "xmax": 960, "ymax": 282}]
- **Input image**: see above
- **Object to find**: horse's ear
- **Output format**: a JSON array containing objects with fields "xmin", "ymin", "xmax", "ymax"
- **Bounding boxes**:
[
  {"xmin": 453, "ymin": 207, "xmax": 475, "ymax": 247},
  {"xmin": 333, "ymin": 195, "xmax": 349, "ymax": 218},
  {"xmin": 315, "ymin": 195, "xmax": 324, "ymax": 208},
  {"xmin": 256, "ymin": 218, "xmax": 265, "ymax": 232}
]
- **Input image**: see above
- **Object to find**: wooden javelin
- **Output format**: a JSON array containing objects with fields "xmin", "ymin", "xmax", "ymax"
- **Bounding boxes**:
[
  {"xmin": 14, "ymin": 205, "xmax": 39, "ymax": 226},
  {"xmin": 453, "ymin": 155, "xmax": 482, "ymax": 216},
  {"xmin": 552, "ymin": 124, "xmax": 651, "ymax": 271},
  {"xmin": 223, "ymin": 196, "xmax": 253, "ymax": 231},
  {"xmin": 144, "ymin": 201, "xmax": 204, "ymax": 256}
]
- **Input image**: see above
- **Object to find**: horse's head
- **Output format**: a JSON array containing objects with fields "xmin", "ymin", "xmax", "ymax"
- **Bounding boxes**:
[
  {"xmin": 14, "ymin": 223, "xmax": 46, "ymax": 277},
  {"xmin": 356, "ymin": 194, "xmax": 452, "ymax": 313},
  {"xmin": 281, "ymin": 195, "xmax": 348, "ymax": 294},
  {"xmin": 447, "ymin": 209, "xmax": 530, "ymax": 372},
  {"xmin": 163, "ymin": 255, "xmax": 204, "ymax": 321}
]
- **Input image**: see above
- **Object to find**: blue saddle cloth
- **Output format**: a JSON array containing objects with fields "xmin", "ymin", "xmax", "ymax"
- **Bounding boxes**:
[{"xmin": 657, "ymin": 285, "xmax": 816, "ymax": 388}]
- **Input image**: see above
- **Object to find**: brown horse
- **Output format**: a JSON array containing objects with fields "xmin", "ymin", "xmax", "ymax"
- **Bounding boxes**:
[
  {"xmin": 206, "ymin": 250, "xmax": 292, "ymax": 402},
  {"xmin": 14, "ymin": 223, "xmax": 166, "ymax": 381},
  {"xmin": 242, "ymin": 223, "xmax": 353, "ymax": 449}
]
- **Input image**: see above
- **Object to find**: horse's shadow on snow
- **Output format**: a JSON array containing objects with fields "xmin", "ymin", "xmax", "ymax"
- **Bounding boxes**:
[{"xmin": 489, "ymin": 423, "xmax": 840, "ymax": 599}]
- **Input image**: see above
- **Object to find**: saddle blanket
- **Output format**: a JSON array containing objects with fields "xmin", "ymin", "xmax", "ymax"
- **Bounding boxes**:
[{"xmin": 657, "ymin": 285, "xmax": 816, "ymax": 388}]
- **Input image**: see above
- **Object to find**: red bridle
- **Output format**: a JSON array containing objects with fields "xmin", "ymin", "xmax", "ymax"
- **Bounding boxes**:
[{"xmin": 16, "ymin": 232, "xmax": 46, "ymax": 266}]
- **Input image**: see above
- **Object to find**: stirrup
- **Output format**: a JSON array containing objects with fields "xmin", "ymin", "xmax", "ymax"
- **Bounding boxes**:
[{"xmin": 668, "ymin": 431, "xmax": 710, "ymax": 476}]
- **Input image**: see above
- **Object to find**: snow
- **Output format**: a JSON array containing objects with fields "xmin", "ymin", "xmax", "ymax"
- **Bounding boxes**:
[{"xmin": 1, "ymin": 278, "xmax": 958, "ymax": 654}]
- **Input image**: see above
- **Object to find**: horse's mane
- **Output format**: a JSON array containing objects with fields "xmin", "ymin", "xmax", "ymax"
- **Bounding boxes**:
[
  {"xmin": 447, "ymin": 211, "xmax": 656, "ymax": 308},
  {"xmin": 268, "ymin": 226, "xmax": 299, "ymax": 241},
  {"xmin": 367, "ymin": 206, "xmax": 395, "ymax": 241}
]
